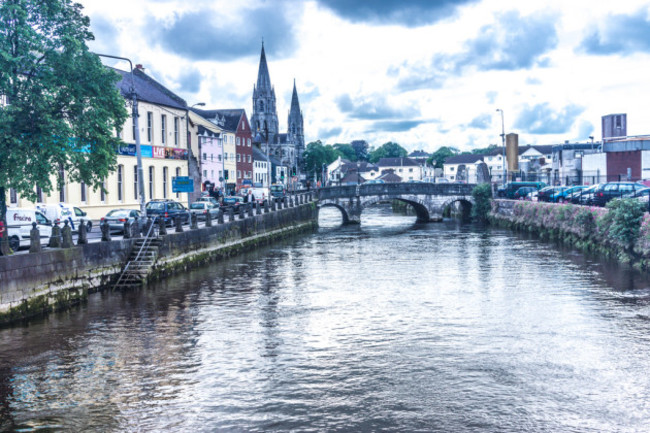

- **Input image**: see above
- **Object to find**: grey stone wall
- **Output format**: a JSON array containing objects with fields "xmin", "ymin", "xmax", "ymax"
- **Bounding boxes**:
[{"xmin": 0, "ymin": 202, "xmax": 317, "ymax": 324}]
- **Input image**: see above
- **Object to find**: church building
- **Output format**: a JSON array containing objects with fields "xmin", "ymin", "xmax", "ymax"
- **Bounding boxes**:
[{"xmin": 250, "ymin": 43, "xmax": 305, "ymax": 181}]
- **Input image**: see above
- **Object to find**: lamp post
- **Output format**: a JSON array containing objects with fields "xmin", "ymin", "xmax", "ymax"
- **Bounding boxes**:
[
  {"xmin": 589, "ymin": 135, "xmax": 594, "ymax": 151},
  {"xmin": 95, "ymin": 53, "xmax": 146, "ymax": 214},
  {"xmin": 357, "ymin": 161, "xmax": 361, "ymax": 185},
  {"xmin": 496, "ymin": 108, "xmax": 506, "ymax": 185}
]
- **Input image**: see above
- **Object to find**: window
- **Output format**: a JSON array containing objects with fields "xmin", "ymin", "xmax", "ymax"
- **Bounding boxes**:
[
  {"xmin": 247, "ymin": 138, "xmax": 251, "ymax": 146},
  {"xmin": 9, "ymin": 188, "xmax": 17, "ymax": 204},
  {"xmin": 211, "ymin": 170, "xmax": 214, "ymax": 178},
  {"xmin": 237, "ymin": 170, "xmax": 241, "ymax": 179},
  {"xmin": 224, "ymin": 153, "xmax": 228, "ymax": 161},
  {"xmin": 161, "ymin": 114, "xmax": 166, "ymax": 145},
  {"xmin": 100, "ymin": 181, "xmax": 106, "ymax": 203},
  {"xmin": 149, "ymin": 166, "xmax": 154, "ymax": 199},
  {"xmin": 174, "ymin": 117, "xmax": 179, "ymax": 145},
  {"xmin": 176, "ymin": 167, "xmax": 181, "ymax": 198},
  {"xmin": 218, "ymin": 170, "xmax": 222, "ymax": 179},
  {"xmin": 237, "ymin": 154, "xmax": 241, "ymax": 162},
  {"xmin": 211, "ymin": 154, "xmax": 213, "ymax": 161},
  {"xmin": 236, "ymin": 137, "xmax": 241, "ymax": 146},
  {"xmin": 218, "ymin": 154, "xmax": 222, "ymax": 161},
  {"xmin": 133, "ymin": 166, "xmax": 138, "ymax": 199},
  {"xmin": 117, "ymin": 165, "xmax": 123, "ymax": 202},
  {"xmin": 163, "ymin": 167, "xmax": 168, "ymax": 198},
  {"xmin": 203, "ymin": 170, "xmax": 207, "ymax": 177},
  {"xmin": 147, "ymin": 112, "xmax": 153, "ymax": 142},
  {"xmin": 80, "ymin": 183, "xmax": 87, "ymax": 202},
  {"xmin": 409, "ymin": 168, "xmax": 413, "ymax": 173},
  {"xmin": 247, "ymin": 155, "xmax": 251, "ymax": 163},
  {"xmin": 203, "ymin": 153, "xmax": 207, "ymax": 160}
]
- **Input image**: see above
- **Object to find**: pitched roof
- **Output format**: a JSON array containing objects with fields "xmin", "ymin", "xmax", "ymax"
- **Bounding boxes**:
[
  {"xmin": 252, "ymin": 145, "xmax": 269, "ymax": 161},
  {"xmin": 341, "ymin": 161, "xmax": 378, "ymax": 173},
  {"xmin": 377, "ymin": 157, "xmax": 420, "ymax": 167},
  {"xmin": 378, "ymin": 172, "xmax": 402, "ymax": 182},
  {"xmin": 444, "ymin": 154, "xmax": 484, "ymax": 164},
  {"xmin": 520, "ymin": 144, "xmax": 554, "ymax": 155},
  {"xmin": 113, "ymin": 67, "xmax": 187, "ymax": 110},
  {"xmin": 340, "ymin": 173, "xmax": 364, "ymax": 183},
  {"xmin": 191, "ymin": 108, "xmax": 244, "ymax": 132}
]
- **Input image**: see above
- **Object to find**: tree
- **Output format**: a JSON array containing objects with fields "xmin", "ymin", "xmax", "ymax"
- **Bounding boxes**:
[
  {"xmin": 302, "ymin": 141, "xmax": 339, "ymax": 182},
  {"xmin": 427, "ymin": 146, "xmax": 460, "ymax": 168},
  {"xmin": 0, "ymin": 0, "xmax": 128, "ymax": 253},
  {"xmin": 351, "ymin": 140, "xmax": 369, "ymax": 161},
  {"xmin": 368, "ymin": 142, "xmax": 407, "ymax": 163},
  {"xmin": 333, "ymin": 143, "xmax": 356, "ymax": 162}
]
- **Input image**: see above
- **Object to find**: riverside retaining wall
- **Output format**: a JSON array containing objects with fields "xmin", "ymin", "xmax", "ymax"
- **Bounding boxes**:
[{"xmin": 0, "ymin": 201, "xmax": 318, "ymax": 325}]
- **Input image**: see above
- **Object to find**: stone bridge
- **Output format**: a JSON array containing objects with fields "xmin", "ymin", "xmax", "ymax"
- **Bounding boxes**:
[{"xmin": 317, "ymin": 183, "xmax": 476, "ymax": 223}]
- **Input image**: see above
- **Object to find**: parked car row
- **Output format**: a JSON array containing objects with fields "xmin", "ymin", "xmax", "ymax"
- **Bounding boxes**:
[{"xmin": 505, "ymin": 181, "xmax": 650, "ymax": 207}]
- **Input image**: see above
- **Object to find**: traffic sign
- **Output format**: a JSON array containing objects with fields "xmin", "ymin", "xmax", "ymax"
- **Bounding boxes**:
[{"xmin": 172, "ymin": 176, "xmax": 194, "ymax": 193}]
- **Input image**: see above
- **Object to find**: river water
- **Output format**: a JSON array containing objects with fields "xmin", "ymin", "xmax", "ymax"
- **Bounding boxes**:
[{"xmin": 1, "ymin": 205, "xmax": 650, "ymax": 432}]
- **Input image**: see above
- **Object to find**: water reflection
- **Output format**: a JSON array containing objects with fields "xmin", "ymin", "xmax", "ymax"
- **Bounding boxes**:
[{"xmin": 1, "ymin": 204, "xmax": 650, "ymax": 432}]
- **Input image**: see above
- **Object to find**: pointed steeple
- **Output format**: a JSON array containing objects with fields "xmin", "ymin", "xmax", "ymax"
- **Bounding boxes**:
[
  {"xmin": 289, "ymin": 79, "xmax": 301, "ymax": 114},
  {"xmin": 256, "ymin": 42, "xmax": 272, "ymax": 93}
]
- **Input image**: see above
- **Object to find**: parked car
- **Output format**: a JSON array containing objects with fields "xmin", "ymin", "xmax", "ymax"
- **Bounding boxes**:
[
  {"xmin": 36, "ymin": 203, "xmax": 92, "ymax": 232},
  {"xmin": 196, "ymin": 196, "xmax": 219, "ymax": 206},
  {"xmin": 189, "ymin": 202, "xmax": 221, "ymax": 221},
  {"xmin": 496, "ymin": 181, "xmax": 546, "ymax": 199},
  {"xmin": 514, "ymin": 187, "xmax": 537, "ymax": 200},
  {"xmin": 551, "ymin": 185, "xmax": 588, "ymax": 203},
  {"xmin": 145, "ymin": 199, "xmax": 190, "ymax": 225},
  {"xmin": 222, "ymin": 196, "xmax": 244, "ymax": 214},
  {"xmin": 537, "ymin": 186, "xmax": 567, "ymax": 202},
  {"xmin": 270, "ymin": 184, "xmax": 286, "ymax": 201},
  {"xmin": 591, "ymin": 182, "xmax": 647, "ymax": 207},
  {"xmin": 4, "ymin": 208, "xmax": 52, "ymax": 251},
  {"xmin": 622, "ymin": 187, "xmax": 650, "ymax": 199},
  {"xmin": 101, "ymin": 209, "xmax": 141, "ymax": 234}
]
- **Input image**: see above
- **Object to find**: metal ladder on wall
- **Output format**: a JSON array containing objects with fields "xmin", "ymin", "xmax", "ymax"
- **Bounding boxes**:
[{"xmin": 114, "ymin": 217, "xmax": 161, "ymax": 289}]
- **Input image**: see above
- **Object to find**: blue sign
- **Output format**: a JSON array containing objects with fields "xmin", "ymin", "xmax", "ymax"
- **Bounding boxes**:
[{"xmin": 172, "ymin": 176, "xmax": 194, "ymax": 193}]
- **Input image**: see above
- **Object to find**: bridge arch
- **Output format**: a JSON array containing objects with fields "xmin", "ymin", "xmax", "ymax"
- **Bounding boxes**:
[
  {"xmin": 359, "ymin": 195, "xmax": 431, "ymax": 223},
  {"xmin": 318, "ymin": 202, "xmax": 350, "ymax": 224},
  {"xmin": 440, "ymin": 197, "xmax": 473, "ymax": 220}
]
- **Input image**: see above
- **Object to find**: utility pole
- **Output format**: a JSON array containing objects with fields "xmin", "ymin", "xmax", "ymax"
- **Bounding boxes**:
[{"xmin": 496, "ymin": 108, "xmax": 506, "ymax": 185}]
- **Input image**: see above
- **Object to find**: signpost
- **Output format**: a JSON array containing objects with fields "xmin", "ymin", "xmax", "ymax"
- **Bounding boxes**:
[{"xmin": 172, "ymin": 176, "xmax": 194, "ymax": 208}]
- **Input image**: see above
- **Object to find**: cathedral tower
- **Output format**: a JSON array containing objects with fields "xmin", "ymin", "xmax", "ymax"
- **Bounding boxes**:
[
  {"xmin": 288, "ymin": 79, "xmax": 305, "ymax": 160},
  {"xmin": 251, "ymin": 43, "xmax": 279, "ymax": 146}
]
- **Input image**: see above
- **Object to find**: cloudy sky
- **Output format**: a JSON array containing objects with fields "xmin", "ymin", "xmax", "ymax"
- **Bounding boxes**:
[{"xmin": 81, "ymin": 0, "xmax": 650, "ymax": 153}]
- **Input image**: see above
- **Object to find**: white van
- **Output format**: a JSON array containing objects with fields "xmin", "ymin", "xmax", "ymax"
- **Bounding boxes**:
[
  {"xmin": 5, "ymin": 208, "xmax": 53, "ymax": 250},
  {"xmin": 36, "ymin": 203, "xmax": 92, "ymax": 232}
]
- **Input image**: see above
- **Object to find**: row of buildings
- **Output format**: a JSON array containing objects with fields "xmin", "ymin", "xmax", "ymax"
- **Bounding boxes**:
[
  {"xmin": 5, "ymin": 44, "xmax": 306, "ymax": 219},
  {"xmin": 442, "ymin": 113, "xmax": 649, "ymax": 186},
  {"xmin": 326, "ymin": 152, "xmax": 436, "ymax": 185}
]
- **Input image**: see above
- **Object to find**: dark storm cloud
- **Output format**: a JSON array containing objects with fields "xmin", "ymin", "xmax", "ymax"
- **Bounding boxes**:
[
  {"xmin": 177, "ymin": 68, "xmax": 203, "ymax": 93},
  {"xmin": 368, "ymin": 120, "xmax": 427, "ymax": 132},
  {"xmin": 514, "ymin": 103, "xmax": 584, "ymax": 135},
  {"xmin": 316, "ymin": 0, "xmax": 478, "ymax": 27},
  {"xmin": 335, "ymin": 95, "xmax": 420, "ymax": 120},
  {"xmin": 396, "ymin": 11, "xmax": 557, "ymax": 91},
  {"xmin": 468, "ymin": 113, "xmax": 492, "ymax": 129},
  {"xmin": 146, "ymin": 5, "xmax": 298, "ymax": 61},
  {"xmin": 579, "ymin": 10, "xmax": 650, "ymax": 55}
]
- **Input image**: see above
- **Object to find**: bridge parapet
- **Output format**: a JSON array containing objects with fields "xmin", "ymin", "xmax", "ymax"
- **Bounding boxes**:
[{"xmin": 318, "ymin": 183, "xmax": 475, "ymax": 200}]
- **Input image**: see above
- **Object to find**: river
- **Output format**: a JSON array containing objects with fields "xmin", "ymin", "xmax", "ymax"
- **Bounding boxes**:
[{"xmin": 1, "ymin": 204, "xmax": 650, "ymax": 432}]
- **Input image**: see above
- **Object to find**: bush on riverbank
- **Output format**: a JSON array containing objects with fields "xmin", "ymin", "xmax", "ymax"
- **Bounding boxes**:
[
  {"xmin": 490, "ymin": 198, "xmax": 650, "ymax": 266},
  {"xmin": 471, "ymin": 184, "xmax": 492, "ymax": 223}
]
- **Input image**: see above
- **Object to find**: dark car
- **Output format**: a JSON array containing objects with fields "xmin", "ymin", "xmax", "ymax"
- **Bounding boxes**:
[
  {"xmin": 623, "ymin": 187, "xmax": 650, "ymax": 199},
  {"xmin": 591, "ymin": 182, "xmax": 647, "ymax": 207},
  {"xmin": 496, "ymin": 181, "xmax": 546, "ymax": 199},
  {"xmin": 145, "ymin": 199, "xmax": 190, "ymax": 225},
  {"xmin": 567, "ymin": 184, "xmax": 601, "ymax": 205},
  {"xmin": 551, "ymin": 185, "xmax": 587, "ymax": 203},
  {"xmin": 101, "ymin": 209, "xmax": 141, "ymax": 233},
  {"xmin": 514, "ymin": 187, "xmax": 536, "ymax": 200},
  {"xmin": 537, "ymin": 186, "xmax": 567, "ymax": 202},
  {"xmin": 222, "ymin": 196, "xmax": 244, "ymax": 214}
]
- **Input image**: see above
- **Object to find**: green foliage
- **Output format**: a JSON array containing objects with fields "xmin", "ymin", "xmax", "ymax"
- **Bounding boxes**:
[
  {"xmin": 427, "ymin": 146, "xmax": 460, "ymax": 168},
  {"xmin": 302, "ymin": 140, "xmax": 340, "ymax": 181},
  {"xmin": 351, "ymin": 140, "xmax": 369, "ymax": 161},
  {"xmin": 574, "ymin": 207, "xmax": 596, "ymax": 234},
  {"xmin": 0, "ymin": 0, "xmax": 128, "ymax": 210},
  {"xmin": 333, "ymin": 143, "xmax": 356, "ymax": 161},
  {"xmin": 471, "ymin": 183, "xmax": 492, "ymax": 222},
  {"xmin": 604, "ymin": 198, "xmax": 645, "ymax": 249},
  {"xmin": 368, "ymin": 142, "xmax": 407, "ymax": 163}
]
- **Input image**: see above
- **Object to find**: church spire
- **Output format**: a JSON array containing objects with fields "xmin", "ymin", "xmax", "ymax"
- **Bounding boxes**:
[
  {"xmin": 256, "ymin": 42, "xmax": 272, "ymax": 92},
  {"xmin": 290, "ymin": 79, "xmax": 301, "ymax": 114}
]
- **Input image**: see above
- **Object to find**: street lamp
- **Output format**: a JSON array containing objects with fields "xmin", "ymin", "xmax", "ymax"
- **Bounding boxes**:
[
  {"xmin": 589, "ymin": 135, "xmax": 595, "ymax": 151},
  {"xmin": 94, "ymin": 53, "xmax": 146, "ymax": 214},
  {"xmin": 357, "ymin": 161, "xmax": 361, "ymax": 185},
  {"xmin": 496, "ymin": 108, "xmax": 506, "ymax": 185}
]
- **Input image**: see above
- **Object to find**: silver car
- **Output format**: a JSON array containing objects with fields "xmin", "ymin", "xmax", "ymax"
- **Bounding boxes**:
[
  {"xmin": 101, "ymin": 209, "xmax": 141, "ymax": 233},
  {"xmin": 189, "ymin": 202, "xmax": 220, "ymax": 221}
]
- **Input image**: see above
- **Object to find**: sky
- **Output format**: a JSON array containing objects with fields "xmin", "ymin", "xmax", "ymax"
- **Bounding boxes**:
[{"xmin": 80, "ymin": 0, "xmax": 650, "ymax": 153}]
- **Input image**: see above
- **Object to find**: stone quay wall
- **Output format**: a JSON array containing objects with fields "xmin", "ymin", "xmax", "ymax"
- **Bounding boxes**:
[
  {"xmin": 0, "ymin": 200, "xmax": 318, "ymax": 325},
  {"xmin": 489, "ymin": 199, "xmax": 650, "ymax": 269}
]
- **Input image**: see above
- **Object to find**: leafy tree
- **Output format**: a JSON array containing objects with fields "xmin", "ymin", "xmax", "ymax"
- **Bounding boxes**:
[
  {"xmin": 470, "ymin": 144, "xmax": 498, "ymax": 155},
  {"xmin": 427, "ymin": 146, "xmax": 460, "ymax": 168},
  {"xmin": 368, "ymin": 142, "xmax": 407, "ymax": 163},
  {"xmin": 333, "ymin": 143, "xmax": 356, "ymax": 162},
  {"xmin": 302, "ymin": 141, "xmax": 339, "ymax": 182},
  {"xmin": 0, "ymin": 0, "xmax": 128, "ymax": 253},
  {"xmin": 471, "ymin": 183, "xmax": 492, "ymax": 223},
  {"xmin": 351, "ymin": 140, "xmax": 369, "ymax": 161},
  {"xmin": 603, "ymin": 198, "xmax": 645, "ymax": 250}
]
